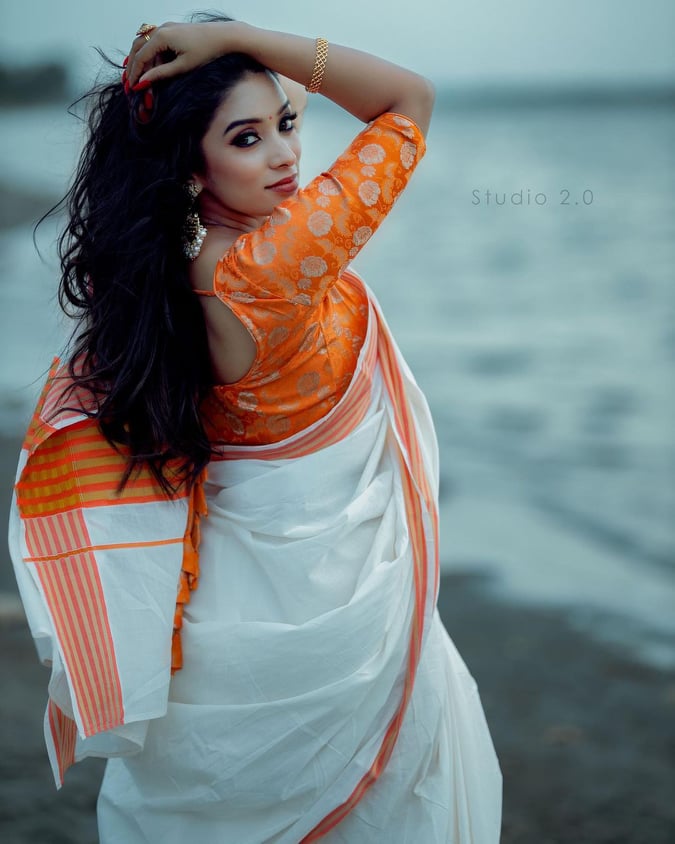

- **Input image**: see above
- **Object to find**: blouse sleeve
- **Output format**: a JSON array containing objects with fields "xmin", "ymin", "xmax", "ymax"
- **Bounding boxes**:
[{"xmin": 212, "ymin": 112, "xmax": 426, "ymax": 311}]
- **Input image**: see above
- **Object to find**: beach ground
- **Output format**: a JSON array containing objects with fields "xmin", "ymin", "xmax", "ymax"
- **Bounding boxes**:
[{"xmin": 1, "ymin": 431, "xmax": 674, "ymax": 844}]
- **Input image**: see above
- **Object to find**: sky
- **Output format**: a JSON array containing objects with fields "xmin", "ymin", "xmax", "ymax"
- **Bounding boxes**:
[{"xmin": 1, "ymin": 0, "xmax": 674, "ymax": 87}]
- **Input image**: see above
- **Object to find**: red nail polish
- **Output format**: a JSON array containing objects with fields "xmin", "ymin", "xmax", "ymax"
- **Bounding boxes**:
[
  {"xmin": 122, "ymin": 56, "xmax": 129, "ymax": 67},
  {"xmin": 132, "ymin": 78, "xmax": 151, "ymax": 92},
  {"xmin": 121, "ymin": 69, "xmax": 127, "ymax": 83},
  {"xmin": 143, "ymin": 90, "xmax": 154, "ymax": 110}
]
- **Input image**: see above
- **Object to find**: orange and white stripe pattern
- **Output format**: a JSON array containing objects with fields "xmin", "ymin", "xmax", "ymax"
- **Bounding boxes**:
[
  {"xmin": 26, "ymin": 509, "xmax": 124, "ymax": 735},
  {"xmin": 46, "ymin": 698, "xmax": 78, "ymax": 786},
  {"xmin": 15, "ymin": 364, "xmax": 190, "ymax": 785}
]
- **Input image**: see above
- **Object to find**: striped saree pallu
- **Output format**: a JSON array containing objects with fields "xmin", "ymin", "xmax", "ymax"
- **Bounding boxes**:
[
  {"xmin": 10, "ymin": 365, "xmax": 201, "ymax": 785},
  {"xmin": 10, "ymin": 272, "xmax": 440, "ymax": 838}
]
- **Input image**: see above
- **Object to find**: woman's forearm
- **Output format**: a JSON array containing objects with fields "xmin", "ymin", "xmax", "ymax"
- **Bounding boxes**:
[{"xmin": 232, "ymin": 23, "xmax": 435, "ymax": 134}]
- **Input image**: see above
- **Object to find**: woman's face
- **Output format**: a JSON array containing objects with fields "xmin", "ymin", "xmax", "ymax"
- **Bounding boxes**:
[{"xmin": 194, "ymin": 71, "xmax": 302, "ymax": 223}]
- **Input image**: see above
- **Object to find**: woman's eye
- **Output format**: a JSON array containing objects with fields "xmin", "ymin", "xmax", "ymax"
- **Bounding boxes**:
[
  {"xmin": 232, "ymin": 131, "xmax": 259, "ymax": 148},
  {"xmin": 280, "ymin": 112, "xmax": 298, "ymax": 132}
]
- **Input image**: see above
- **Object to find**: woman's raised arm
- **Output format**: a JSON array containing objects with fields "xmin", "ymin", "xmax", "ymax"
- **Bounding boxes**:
[{"xmin": 126, "ymin": 21, "xmax": 434, "ymax": 135}]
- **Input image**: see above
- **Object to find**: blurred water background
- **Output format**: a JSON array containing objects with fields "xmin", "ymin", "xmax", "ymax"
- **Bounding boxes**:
[{"xmin": 1, "ymin": 81, "xmax": 673, "ymax": 670}]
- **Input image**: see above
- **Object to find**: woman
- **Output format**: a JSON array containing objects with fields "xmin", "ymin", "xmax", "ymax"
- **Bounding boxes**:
[{"xmin": 9, "ymin": 14, "xmax": 502, "ymax": 843}]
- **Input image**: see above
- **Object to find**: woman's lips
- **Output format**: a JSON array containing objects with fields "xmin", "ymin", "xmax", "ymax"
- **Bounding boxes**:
[{"xmin": 267, "ymin": 175, "xmax": 299, "ymax": 194}]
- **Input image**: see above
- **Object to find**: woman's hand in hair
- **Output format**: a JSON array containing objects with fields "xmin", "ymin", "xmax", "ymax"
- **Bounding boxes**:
[{"xmin": 126, "ymin": 21, "xmax": 244, "ymax": 89}]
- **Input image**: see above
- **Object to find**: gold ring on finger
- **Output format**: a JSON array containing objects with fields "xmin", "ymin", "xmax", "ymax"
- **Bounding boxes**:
[{"xmin": 136, "ymin": 23, "xmax": 156, "ymax": 41}]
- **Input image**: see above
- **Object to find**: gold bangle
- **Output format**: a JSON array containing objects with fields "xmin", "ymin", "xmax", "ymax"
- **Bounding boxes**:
[{"xmin": 305, "ymin": 37, "xmax": 328, "ymax": 93}]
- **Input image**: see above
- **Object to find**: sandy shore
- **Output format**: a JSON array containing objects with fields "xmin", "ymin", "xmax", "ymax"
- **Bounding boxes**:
[{"xmin": 2, "ymin": 432, "xmax": 675, "ymax": 843}]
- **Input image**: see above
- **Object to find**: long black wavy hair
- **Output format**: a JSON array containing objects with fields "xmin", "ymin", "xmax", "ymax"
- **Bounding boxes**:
[{"xmin": 43, "ymin": 17, "xmax": 267, "ymax": 495}]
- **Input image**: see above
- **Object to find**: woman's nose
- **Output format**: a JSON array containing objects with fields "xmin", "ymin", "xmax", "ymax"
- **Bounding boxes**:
[{"xmin": 269, "ymin": 136, "xmax": 297, "ymax": 167}]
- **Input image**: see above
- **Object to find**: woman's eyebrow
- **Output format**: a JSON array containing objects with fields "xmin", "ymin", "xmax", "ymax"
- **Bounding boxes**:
[{"xmin": 224, "ymin": 100, "xmax": 291, "ymax": 135}]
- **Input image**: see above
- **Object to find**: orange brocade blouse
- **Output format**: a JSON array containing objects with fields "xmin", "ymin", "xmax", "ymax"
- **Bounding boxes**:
[{"xmin": 198, "ymin": 112, "xmax": 426, "ymax": 446}]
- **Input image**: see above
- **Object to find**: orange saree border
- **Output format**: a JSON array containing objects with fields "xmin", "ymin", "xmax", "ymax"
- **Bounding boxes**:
[{"xmin": 300, "ymin": 275, "xmax": 440, "ymax": 842}]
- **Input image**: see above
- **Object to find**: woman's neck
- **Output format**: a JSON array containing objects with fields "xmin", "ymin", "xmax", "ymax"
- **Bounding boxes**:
[{"xmin": 197, "ymin": 197, "xmax": 267, "ymax": 234}]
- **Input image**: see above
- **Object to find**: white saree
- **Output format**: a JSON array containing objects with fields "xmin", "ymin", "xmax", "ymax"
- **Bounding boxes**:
[{"xmin": 95, "ymin": 279, "xmax": 502, "ymax": 842}]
